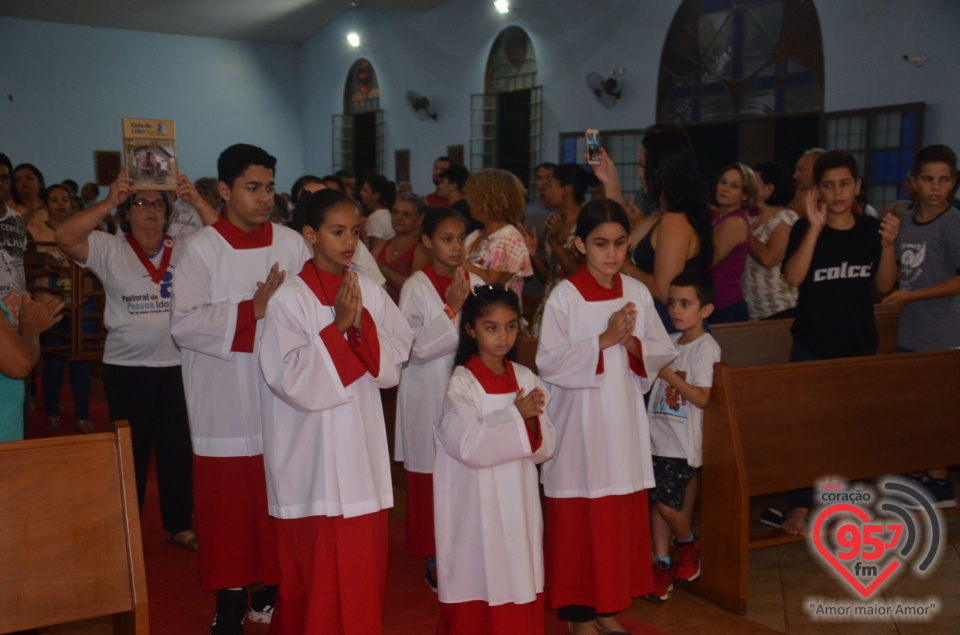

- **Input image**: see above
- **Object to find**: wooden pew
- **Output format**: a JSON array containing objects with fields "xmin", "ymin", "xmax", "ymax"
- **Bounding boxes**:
[
  {"xmin": 710, "ymin": 307, "xmax": 899, "ymax": 367},
  {"xmin": 690, "ymin": 349, "xmax": 960, "ymax": 614},
  {"xmin": 0, "ymin": 422, "xmax": 148, "ymax": 634}
]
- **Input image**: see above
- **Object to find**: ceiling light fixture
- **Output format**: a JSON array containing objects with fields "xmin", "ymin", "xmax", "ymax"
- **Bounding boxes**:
[
  {"xmin": 347, "ymin": 32, "xmax": 361, "ymax": 47},
  {"xmin": 494, "ymin": 1, "xmax": 509, "ymax": 14}
]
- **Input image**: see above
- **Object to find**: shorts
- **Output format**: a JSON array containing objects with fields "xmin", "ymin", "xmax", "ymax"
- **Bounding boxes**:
[{"xmin": 649, "ymin": 456, "xmax": 697, "ymax": 511}]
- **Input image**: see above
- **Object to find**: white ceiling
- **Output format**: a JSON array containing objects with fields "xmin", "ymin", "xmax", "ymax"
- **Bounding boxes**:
[{"xmin": 0, "ymin": 0, "xmax": 448, "ymax": 45}]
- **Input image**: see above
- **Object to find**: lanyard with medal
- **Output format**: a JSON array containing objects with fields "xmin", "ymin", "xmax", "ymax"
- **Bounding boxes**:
[{"xmin": 126, "ymin": 234, "xmax": 174, "ymax": 291}]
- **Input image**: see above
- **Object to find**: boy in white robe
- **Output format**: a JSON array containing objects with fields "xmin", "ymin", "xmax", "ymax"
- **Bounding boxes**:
[{"xmin": 170, "ymin": 144, "xmax": 309, "ymax": 634}]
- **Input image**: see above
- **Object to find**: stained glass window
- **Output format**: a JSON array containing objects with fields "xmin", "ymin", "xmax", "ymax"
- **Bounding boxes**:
[{"xmin": 658, "ymin": 0, "xmax": 823, "ymax": 123}]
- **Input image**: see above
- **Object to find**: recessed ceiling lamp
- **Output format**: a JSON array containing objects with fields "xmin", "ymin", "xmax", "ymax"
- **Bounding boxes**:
[
  {"xmin": 347, "ymin": 32, "xmax": 361, "ymax": 47},
  {"xmin": 494, "ymin": 1, "xmax": 509, "ymax": 14}
]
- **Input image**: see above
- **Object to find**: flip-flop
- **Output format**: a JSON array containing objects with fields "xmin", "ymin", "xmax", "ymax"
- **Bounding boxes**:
[{"xmin": 166, "ymin": 529, "xmax": 199, "ymax": 552}]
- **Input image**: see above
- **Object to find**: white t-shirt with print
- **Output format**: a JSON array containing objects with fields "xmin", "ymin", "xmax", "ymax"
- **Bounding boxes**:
[
  {"xmin": 648, "ymin": 331, "xmax": 721, "ymax": 468},
  {"xmin": 82, "ymin": 231, "xmax": 184, "ymax": 366}
]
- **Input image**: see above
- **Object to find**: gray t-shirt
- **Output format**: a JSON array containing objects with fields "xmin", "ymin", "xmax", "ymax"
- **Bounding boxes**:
[{"xmin": 896, "ymin": 206, "xmax": 960, "ymax": 351}]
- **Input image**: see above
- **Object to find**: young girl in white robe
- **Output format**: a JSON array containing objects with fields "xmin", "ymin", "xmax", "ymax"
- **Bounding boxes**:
[
  {"xmin": 395, "ymin": 207, "xmax": 482, "ymax": 590},
  {"xmin": 536, "ymin": 200, "xmax": 677, "ymax": 635},
  {"xmin": 257, "ymin": 189, "xmax": 413, "ymax": 635},
  {"xmin": 434, "ymin": 284, "xmax": 556, "ymax": 635}
]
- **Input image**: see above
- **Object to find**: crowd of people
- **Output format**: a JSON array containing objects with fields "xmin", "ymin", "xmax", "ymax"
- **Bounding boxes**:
[{"xmin": 0, "ymin": 124, "xmax": 957, "ymax": 635}]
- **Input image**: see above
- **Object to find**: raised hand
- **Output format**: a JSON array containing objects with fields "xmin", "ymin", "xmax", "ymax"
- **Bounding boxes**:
[
  {"xmin": 445, "ymin": 267, "xmax": 470, "ymax": 314},
  {"xmin": 176, "ymin": 173, "xmax": 202, "ymax": 206},
  {"xmin": 879, "ymin": 212, "xmax": 900, "ymax": 247},
  {"xmin": 545, "ymin": 213, "xmax": 564, "ymax": 242},
  {"xmin": 19, "ymin": 292, "xmax": 64, "ymax": 335},
  {"xmin": 107, "ymin": 168, "xmax": 135, "ymax": 208},
  {"xmin": 599, "ymin": 302, "xmax": 637, "ymax": 350},
  {"xmin": 805, "ymin": 189, "xmax": 826, "ymax": 229},
  {"xmin": 334, "ymin": 270, "xmax": 358, "ymax": 333},
  {"xmin": 514, "ymin": 387, "xmax": 545, "ymax": 421},
  {"xmin": 352, "ymin": 272, "xmax": 364, "ymax": 331},
  {"xmin": 252, "ymin": 262, "xmax": 285, "ymax": 319}
]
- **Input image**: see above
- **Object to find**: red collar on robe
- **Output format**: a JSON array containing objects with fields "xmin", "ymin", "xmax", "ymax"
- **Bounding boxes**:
[
  {"xmin": 297, "ymin": 260, "xmax": 347, "ymax": 305},
  {"xmin": 212, "ymin": 216, "xmax": 273, "ymax": 249},
  {"xmin": 422, "ymin": 263, "xmax": 469, "ymax": 301},
  {"xmin": 568, "ymin": 264, "xmax": 623, "ymax": 302},
  {"xmin": 464, "ymin": 355, "xmax": 519, "ymax": 394}
]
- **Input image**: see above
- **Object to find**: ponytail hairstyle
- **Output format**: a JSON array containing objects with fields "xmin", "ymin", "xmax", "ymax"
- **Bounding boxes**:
[
  {"xmin": 453, "ymin": 284, "xmax": 521, "ymax": 367},
  {"xmin": 298, "ymin": 188, "xmax": 358, "ymax": 232},
  {"xmin": 421, "ymin": 206, "xmax": 466, "ymax": 240},
  {"xmin": 575, "ymin": 198, "xmax": 630, "ymax": 240}
]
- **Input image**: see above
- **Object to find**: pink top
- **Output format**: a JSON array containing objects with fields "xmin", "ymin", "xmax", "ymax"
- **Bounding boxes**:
[{"xmin": 710, "ymin": 208, "xmax": 750, "ymax": 309}]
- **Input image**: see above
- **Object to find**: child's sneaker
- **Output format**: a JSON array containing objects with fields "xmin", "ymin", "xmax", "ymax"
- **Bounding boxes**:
[
  {"xmin": 211, "ymin": 588, "xmax": 246, "ymax": 635},
  {"xmin": 424, "ymin": 567, "xmax": 438, "ymax": 593},
  {"xmin": 247, "ymin": 585, "xmax": 276, "ymax": 623},
  {"xmin": 903, "ymin": 476, "xmax": 957, "ymax": 510},
  {"xmin": 674, "ymin": 535, "xmax": 701, "ymax": 582},
  {"xmin": 643, "ymin": 559, "xmax": 674, "ymax": 603}
]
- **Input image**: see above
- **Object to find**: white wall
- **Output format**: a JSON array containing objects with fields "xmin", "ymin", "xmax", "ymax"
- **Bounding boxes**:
[
  {"xmin": 301, "ymin": 0, "xmax": 960, "ymax": 193},
  {"xmin": 0, "ymin": 18, "xmax": 304, "ymax": 189},
  {"xmin": 2, "ymin": 1, "xmax": 958, "ymax": 196},
  {"xmin": 817, "ymin": 0, "xmax": 960, "ymax": 151}
]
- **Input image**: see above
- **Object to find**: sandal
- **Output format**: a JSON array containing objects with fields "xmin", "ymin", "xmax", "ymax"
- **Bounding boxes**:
[
  {"xmin": 75, "ymin": 419, "xmax": 96, "ymax": 434},
  {"xmin": 166, "ymin": 529, "xmax": 199, "ymax": 552}
]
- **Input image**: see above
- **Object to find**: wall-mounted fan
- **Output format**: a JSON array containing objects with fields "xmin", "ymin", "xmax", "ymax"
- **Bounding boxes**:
[
  {"xmin": 406, "ymin": 91, "xmax": 438, "ymax": 121},
  {"xmin": 586, "ymin": 72, "xmax": 622, "ymax": 109}
]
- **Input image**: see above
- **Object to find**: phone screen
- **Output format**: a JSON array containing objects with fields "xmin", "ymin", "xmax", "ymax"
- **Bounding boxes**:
[{"xmin": 585, "ymin": 129, "xmax": 600, "ymax": 164}]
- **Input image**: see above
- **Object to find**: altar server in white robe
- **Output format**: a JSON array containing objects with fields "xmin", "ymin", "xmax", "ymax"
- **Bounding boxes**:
[
  {"xmin": 258, "ymin": 188, "xmax": 412, "ymax": 635},
  {"xmin": 536, "ymin": 200, "xmax": 677, "ymax": 635},
  {"xmin": 170, "ymin": 144, "xmax": 308, "ymax": 630},
  {"xmin": 434, "ymin": 284, "xmax": 555, "ymax": 635},
  {"xmin": 395, "ymin": 207, "xmax": 481, "ymax": 590}
]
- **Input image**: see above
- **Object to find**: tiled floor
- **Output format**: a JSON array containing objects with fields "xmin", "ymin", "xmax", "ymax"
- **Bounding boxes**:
[{"xmin": 621, "ymin": 509, "xmax": 960, "ymax": 634}]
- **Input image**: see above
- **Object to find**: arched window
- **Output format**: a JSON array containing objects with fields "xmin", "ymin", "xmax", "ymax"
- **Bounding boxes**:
[
  {"xmin": 333, "ymin": 58, "xmax": 384, "ymax": 177},
  {"xmin": 657, "ymin": 0, "xmax": 824, "ymax": 123},
  {"xmin": 470, "ymin": 26, "xmax": 542, "ymax": 190},
  {"xmin": 655, "ymin": 0, "xmax": 825, "ymax": 184}
]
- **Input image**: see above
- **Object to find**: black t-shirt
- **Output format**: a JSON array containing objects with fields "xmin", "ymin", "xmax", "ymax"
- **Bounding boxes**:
[
  {"xmin": 451, "ymin": 199, "xmax": 483, "ymax": 235},
  {"xmin": 783, "ymin": 215, "xmax": 882, "ymax": 358}
]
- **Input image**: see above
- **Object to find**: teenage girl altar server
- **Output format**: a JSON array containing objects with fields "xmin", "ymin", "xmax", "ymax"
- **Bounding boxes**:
[
  {"xmin": 433, "ymin": 285, "xmax": 556, "ymax": 635},
  {"xmin": 395, "ymin": 207, "xmax": 482, "ymax": 589},
  {"xmin": 258, "ymin": 189, "xmax": 413, "ymax": 635},
  {"xmin": 536, "ymin": 200, "xmax": 677, "ymax": 635}
]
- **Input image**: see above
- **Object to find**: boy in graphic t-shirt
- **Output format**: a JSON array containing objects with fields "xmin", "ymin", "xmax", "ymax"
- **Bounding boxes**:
[
  {"xmin": 783, "ymin": 150, "xmax": 900, "ymax": 361},
  {"xmin": 776, "ymin": 150, "xmax": 899, "ymax": 537},
  {"xmin": 645, "ymin": 272, "xmax": 721, "ymax": 603}
]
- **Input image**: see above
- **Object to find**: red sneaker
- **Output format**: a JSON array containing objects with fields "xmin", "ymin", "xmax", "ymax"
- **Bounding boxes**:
[
  {"xmin": 674, "ymin": 535, "xmax": 701, "ymax": 582},
  {"xmin": 643, "ymin": 559, "xmax": 674, "ymax": 603}
]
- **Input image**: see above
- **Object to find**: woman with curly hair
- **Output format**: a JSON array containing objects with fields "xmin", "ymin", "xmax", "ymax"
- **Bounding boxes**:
[{"xmin": 462, "ymin": 169, "xmax": 533, "ymax": 299}]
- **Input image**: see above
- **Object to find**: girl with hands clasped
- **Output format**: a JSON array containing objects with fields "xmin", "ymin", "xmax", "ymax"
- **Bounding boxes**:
[
  {"xmin": 395, "ymin": 208, "xmax": 483, "ymax": 592},
  {"xmin": 258, "ymin": 188, "xmax": 413, "ymax": 634},
  {"xmin": 536, "ymin": 200, "xmax": 677, "ymax": 635},
  {"xmin": 433, "ymin": 285, "xmax": 555, "ymax": 635}
]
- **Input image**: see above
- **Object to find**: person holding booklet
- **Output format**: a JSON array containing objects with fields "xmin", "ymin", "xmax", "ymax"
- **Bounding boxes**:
[{"xmin": 56, "ymin": 168, "xmax": 217, "ymax": 552}]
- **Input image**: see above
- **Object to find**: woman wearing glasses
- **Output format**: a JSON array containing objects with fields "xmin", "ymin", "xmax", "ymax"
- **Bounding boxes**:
[{"xmin": 56, "ymin": 170, "xmax": 217, "ymax": 551}]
